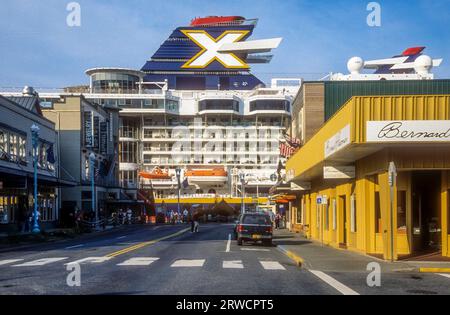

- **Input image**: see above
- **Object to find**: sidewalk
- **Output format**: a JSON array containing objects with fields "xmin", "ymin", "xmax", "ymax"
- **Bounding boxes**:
[{"xmin": 273, "ymin": 229, "xmax": 419, "ymax": 273}]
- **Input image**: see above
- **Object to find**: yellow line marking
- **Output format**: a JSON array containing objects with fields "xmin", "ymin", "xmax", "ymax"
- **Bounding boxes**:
[
  {"xmin": 106, "ymin": 228, "xmax": 190, "ymax": 258},
  {"xmin": 419, "ymin": 268, "xmax": 450, "ymax": 273}
]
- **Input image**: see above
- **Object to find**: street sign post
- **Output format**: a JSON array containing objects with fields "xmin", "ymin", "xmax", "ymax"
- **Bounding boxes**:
[{"xmin": 388, "ymin": 162, "xmax": 397, "ymax": 262}]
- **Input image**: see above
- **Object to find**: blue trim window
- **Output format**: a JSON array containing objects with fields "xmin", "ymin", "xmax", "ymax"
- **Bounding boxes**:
[{"xmin": 0, "ymin": 128, "xmax": 27, "ymax": 165}]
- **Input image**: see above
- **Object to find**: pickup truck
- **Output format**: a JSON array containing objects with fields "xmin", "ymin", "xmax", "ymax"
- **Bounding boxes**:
[{"xmin": 235, "ymin": 213, "xmax": 273, "ymax": 246}]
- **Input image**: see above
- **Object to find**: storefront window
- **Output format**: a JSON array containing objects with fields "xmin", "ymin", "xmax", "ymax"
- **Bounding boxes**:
[
  {"xmin": 0, "ymin": 195, "xmax": 17, "ymax": 224},
  {"xmin": 39, "ymin": 197, "xmax": 56, "ymax": 222},
  {"xmin": 19, "ymin": 136, "xmax": 26, "ymax": 163},
  {"xmin": 9, "ymin": 134, "xmax": 18, "ymax": 161},
  {"xmin": 397, "ymin": 191, "xmax": 407, "ymax": 233},
  {"xmin": 0, "ymin": 130, "xmax": 8, "ymax": 160}
]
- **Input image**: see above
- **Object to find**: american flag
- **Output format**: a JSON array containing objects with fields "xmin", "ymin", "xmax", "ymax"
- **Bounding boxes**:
[{"xmin": 279, "ymin": 133, "xmax": 301, "ymax": 159}]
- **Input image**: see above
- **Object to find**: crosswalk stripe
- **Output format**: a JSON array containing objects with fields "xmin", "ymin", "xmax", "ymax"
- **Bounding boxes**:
[
  {"xmin": 223, "ymin": 260, "xmax": 244, "ymax": 269},
  {"xmin": 171, "ymin": 259, "xmax": 205, "ymax": 268},
  {"xmin": 438, "ymin": 274, "xmax": 450, "ymax": 279},
  {"xmin": 4, "ymin": 257, "xmax": 289, "ymax": 271},
  {"xmin": 118, "ymin": 257, "xmax": 159, "ymax": 266},
  {"xmin": 309, "ymin": 270, "xmax": 359, "ymax": 295},
  {"xmin": 0, "ymin": 259, "xmax": 24, "ymax": 266},
  {"xmin": 260, "ymin": 261, "xmax": 286, "ymax": 270},
  {"xmin": 241, "ymin": 248, "xmax": 271, "ymax": 252},
  {"xmin": 65, "ymin": 257, "xmax": 111, "ymax": 265},
  {"xmin": 13, "ymin": 258, "xmax": 68, "ymax": 267}
]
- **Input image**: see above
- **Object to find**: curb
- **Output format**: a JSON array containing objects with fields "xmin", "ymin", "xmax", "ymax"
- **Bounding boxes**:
[
  {"xmin": 276, "ymin": 245, "xmax": 304, "ymax": 267},
  {"xmin": 419, "ymin": 268, "xmax": 450, "ymax": 273}
]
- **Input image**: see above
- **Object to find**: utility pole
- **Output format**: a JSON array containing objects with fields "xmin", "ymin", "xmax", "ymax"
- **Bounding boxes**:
[{"xmin": 31, "ymin": 124, "xmax": 40, "ymax": 233}]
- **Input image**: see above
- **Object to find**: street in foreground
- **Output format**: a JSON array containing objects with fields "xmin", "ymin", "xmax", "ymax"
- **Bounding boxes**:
[{"xmin": 0, "ymin": 224, "xmax": 449, "ymax": 295}]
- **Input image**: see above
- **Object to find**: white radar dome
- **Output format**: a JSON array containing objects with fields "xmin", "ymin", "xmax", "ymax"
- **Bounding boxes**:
[
  {"xmin": 414, "ymin": 55, "xmax": 433, "ymax": 75},
  {"xmin": 347, "ymin": 57, "xmax": 364, "ymax": 74}
]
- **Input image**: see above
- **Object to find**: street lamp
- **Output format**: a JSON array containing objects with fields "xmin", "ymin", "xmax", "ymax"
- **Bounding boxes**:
[
  {"xmin": 175, "ymin": 167, "xmax": 181, "ymax": 214},
  {"xmin": 89, "ymin": 152, "xmax": 97, "ymax": 226},
  {"xmin": 240, "ymin": 173, "xmax": 246, "ymax": 215},
  {"xmin": 30, "ymin": 124, "xmax": 40, "ymax": 233}
]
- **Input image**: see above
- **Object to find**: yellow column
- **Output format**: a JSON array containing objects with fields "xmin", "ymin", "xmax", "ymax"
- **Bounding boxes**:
[
  {"xmin": 378, "ymin": 171, "xmax": 398, "ymax": 261},
  {"xmin": 442, "ymin": 171, "xmax": 449, "ymax": 257}
]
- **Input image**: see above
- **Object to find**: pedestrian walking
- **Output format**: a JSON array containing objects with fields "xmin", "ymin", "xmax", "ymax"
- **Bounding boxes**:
[
  {"xmin": 126, "ymin": 208, "xmax": 132, "ymax": 224},
  {"xmin": 275, "ymin": 213, "xmax": 281, "ymax": 230},
  {"xmin": 183, "ymin": 208, "xmax": 189, "ymax": 223}
]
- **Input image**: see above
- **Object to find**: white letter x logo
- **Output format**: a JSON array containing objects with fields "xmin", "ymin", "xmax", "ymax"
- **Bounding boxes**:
[{"xmin": 181, "ymin": 30, "xmax": 250, "ymax": 69}]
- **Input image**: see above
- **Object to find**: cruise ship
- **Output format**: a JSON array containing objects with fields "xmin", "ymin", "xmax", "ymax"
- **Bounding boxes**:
[{"xmin": 3, "ymin": 16, "xmax": 301, "ymax": 213}]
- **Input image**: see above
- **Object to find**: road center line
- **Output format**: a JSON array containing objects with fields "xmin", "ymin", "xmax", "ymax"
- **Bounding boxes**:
[
  {"xmin": 116, "ymin": 236, "xmax": 127, "ymax": 240},
  {"xmin": 106, "ymin": 227, "xmax": 190, "ymax": 258},
  {"xmin": 226, "ymin": 234, "xmax": 231, "ymax": 252},
  {"xmin": 309, "ymin": 270, "xmax": 359, "ymax": 295}
]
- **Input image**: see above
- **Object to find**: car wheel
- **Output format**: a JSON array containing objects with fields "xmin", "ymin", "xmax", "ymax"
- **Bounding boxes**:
[{"xmin": 237, "ymin": 238, "xmax": 243, "ymax": 246}]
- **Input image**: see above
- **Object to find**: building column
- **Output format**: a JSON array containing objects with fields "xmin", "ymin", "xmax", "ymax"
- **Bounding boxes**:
[
  {"xmin": 378, "ymin": 171, "xmax": 398, "ymax": 261},
  {"xmin": 441, "ymin": 171, "xmax": 449, "ymax": 257}
]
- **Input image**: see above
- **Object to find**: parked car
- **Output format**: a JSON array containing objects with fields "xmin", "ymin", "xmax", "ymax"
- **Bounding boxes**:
[{"xmin": 235, "ymin": 213, "xmax": 273, "ymax": 246}]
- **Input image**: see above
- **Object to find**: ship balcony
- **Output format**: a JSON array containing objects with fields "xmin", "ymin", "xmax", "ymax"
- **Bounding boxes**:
[
  {"xmin": 248, "ymin": 98, "xmax": 291, "ymax": 116},
  {"xmin": 198, "ymin": 98, "xmax": 240, "ymax": 115}
]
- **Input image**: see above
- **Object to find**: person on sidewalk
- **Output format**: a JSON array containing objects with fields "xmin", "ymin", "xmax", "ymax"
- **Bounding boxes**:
[
  {"xmin": 126, "ymin": 208, "xmax": 132, "ymax": 224},
  {"xmin": 275, "ymin": 213, "xmax": 281, "ymax": 230},
  {"xmin": 99, "ymin": 208, "xmax": 107, "ymax": 230},
  {"xmin": 192, "ymin": 211, "xmax": 200, "ymax": 233}
]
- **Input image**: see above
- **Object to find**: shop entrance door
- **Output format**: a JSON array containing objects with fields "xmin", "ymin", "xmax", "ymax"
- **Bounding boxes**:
[{"xmin": 411, "ymin": 171, "xmax": 442, "ymax": 253}]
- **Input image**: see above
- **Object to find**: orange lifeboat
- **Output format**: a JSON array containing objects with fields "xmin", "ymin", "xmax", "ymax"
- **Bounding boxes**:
[
  {"xmin": 139, "ymin": 167, "xmax": 171, "ymax": 180},
  {"xmin": 185, "ymin": 168, "xmax": 228, "ymax": 177}
]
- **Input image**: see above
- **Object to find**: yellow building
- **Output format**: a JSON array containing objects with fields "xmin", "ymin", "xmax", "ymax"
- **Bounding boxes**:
[{"xmin": 287, "ymin": 94, "xmax": 450, "ymax": 261}]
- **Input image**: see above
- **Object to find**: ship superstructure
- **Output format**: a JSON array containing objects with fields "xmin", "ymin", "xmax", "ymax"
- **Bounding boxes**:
[{"xmin": 1, "ymin": 16, "xmax": 301, "ymax": 210}]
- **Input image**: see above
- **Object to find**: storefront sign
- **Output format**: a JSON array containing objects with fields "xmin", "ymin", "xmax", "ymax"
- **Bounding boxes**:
[
  {"xmin": 324, "ymin": 166, "xmax": 356, "ymax": 179},
  {"xmin": 290, "ymin": 182, "xmax": 311, "ymax": 191},
  {"xmin": 84, "ymin": 111, "xmax": 93, "ymax": 147},
  {"xmin": 367, "ymin": 121, "xmax": 450, "ymax": 143},
  {"xmin": 100, "ymin": 122, "xmax": 108, "ymax": 156},
  {"xmin": 317, "ymin": 195, "xmax": 328, "ymax": 205},
  {"xmin": 325, "ymin": 125, "xmax": 351, "ymax": 158},
  {"xmin": 93, "ymin": 116, "xmax": 100, "ymax": 150}
]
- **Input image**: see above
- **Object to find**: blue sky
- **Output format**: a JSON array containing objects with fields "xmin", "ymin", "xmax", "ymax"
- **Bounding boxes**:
[{"xmin": 0, "ymin": 0, "xmax": 449, "ymax": 87}]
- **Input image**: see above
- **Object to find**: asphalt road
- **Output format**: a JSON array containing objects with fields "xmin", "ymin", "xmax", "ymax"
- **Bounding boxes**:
[{"xmin": 0, "ymin": 224, "xmax": 449, "ymax": 295}]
